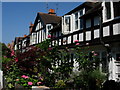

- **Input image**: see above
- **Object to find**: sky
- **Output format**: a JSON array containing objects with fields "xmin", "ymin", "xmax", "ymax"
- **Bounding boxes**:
[{"xmin": 2, "ymin": 2, "xmax": 83, "ymax": 44}]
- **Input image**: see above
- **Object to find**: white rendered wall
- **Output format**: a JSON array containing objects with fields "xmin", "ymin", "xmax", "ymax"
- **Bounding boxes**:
[
  {"xmin": 103, "ymin": 26, "xmax": 110, "ymax": 37},
  {"xmin": 86, "ymin": 31, "xmax": 91, "ymax": 41},
  {"xmin": 113, "ymin": 23, "xmax": 120, "ymax": 35},
  {"xmin": 94, "ymin": 29, "xmax": 100, "ymax": 39}
]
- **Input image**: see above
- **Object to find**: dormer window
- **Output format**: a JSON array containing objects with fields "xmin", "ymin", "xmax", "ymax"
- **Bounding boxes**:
[{"xmin": 74, "ymin": 8, "xmax": 85, "ymax": 31}]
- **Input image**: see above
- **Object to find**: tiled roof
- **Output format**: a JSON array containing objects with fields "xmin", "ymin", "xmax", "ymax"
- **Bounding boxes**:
[
  {"xmin": 80, "ymin": 2, "xmax": 102, "ymax": 19},
  {"xmin": 65, "ymin": 2, "xmax": 98, "ymax": 15},
  {"xmin": 15, "ymin": 37, "xmax": 24, "ymax": 43},
  {"xmin": 38, "ymin": 12, "xmax": 61, "ymax": 25}
]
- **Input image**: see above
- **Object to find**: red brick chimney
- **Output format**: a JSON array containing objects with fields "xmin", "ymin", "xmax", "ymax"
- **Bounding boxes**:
[
  {"xmin": 29, "ymin": 22, "xmax": 34, "ymax": 34},
  {"xmin": 48, "ymin": 9, "xmax": 56, "ymax": 15}
]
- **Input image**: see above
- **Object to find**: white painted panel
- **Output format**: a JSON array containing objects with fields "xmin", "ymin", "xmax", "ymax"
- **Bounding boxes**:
[
  {"xmin": 14, "ymin": 45, "xmax": 17, "ymax": 50},
  {"xmin": 113, "ymin": 23, "xmax": 120, "ymax": 35},
  {"xmin": 86, "ymin": 31, "xmax": 91, "ymax": 41},
  {"xmin": 68, "ymin": 36, "xmax": 71, "ymax": 44},
  {"xmin": 36, "ymin": 23, "xmax": 39, "ymax": 31},
  {"xmin": 42, "ymin": 30, "xmax": 44, "ymax": 42},
  {"xmin": 79, "ymin": 33, "xmax": 83, "ymax": 41},
  {"xmin": 103, "ymin": 26, "xmax": 110, "ymax": 37},
  {"xmin": 86, "ymin": 19, "xmax": 91, "ymax": 28},
  {"xmin": 39, "ymin": 31, "xmax": 41, "ymax": 43},
  {"xmin": 73, "ymin": 34, "xmax": 77, "ymax": 42},
  {"xmin": 37, "ymin": 32, "xmax": 39, "ymax": 43},
  {"xmin": 94, "ymin": 29, "xmax": 100, "ymax": 39},
  {"xmin": 30, "ymin": 36, "xmax": 32, "ymax": 45},
  {"xmin": 79, "ymin": 33, "xmax": 83, "ymax": 42}
]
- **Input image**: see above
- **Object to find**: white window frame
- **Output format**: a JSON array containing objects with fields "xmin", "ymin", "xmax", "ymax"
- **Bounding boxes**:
[
  {"xmin": 62, "ymin": 15, "xmax": 71, "ymax": 34},
  {"xmin": 74, "ymin": 8, "xmax": 85, "ymax": 31},
  {"xmin": 102, "ymin": 1, "xmax": 114, "ymax": 22}
]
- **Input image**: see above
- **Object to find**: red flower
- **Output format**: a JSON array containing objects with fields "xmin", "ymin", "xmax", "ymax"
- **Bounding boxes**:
[
  {"xmin": 74, "ymin": 40, "xmax": 79, "ymax": 43},
  {"xmin": 4, "ymin": 56, "xmax": 7, "ymax": 58},
  {"xmin": 37, "ymin": 82, "xmax": 42, "ymax": 85},
  {"xmin": 11, "ymin": 50, "xmax": 15, "ymax": 56},
  {"xmin": 48, "ymin": 48, "xmax": 52, "ymax": 50},
  {"xmin": 28, "ymin": 82, "xmax": 33, "ymax": 85},
  {"xmin": 48, "ymin": 35, "xmax": 51, "ymax": 38},
  {"xmin": 21, "ymin": 75, "xmax": 29, "ymax": 79},
  {"xmin": 15, "ymin": 58, "xmax": 18, "ymax": 62},
  {"xmin": 76, "ymin": 43, "xmax": 80, "ymax": 45},
  {"xmin": 21, "ymin": 75, "xmax": 26, "ymax": 78},
  {"xmin": 94, "ymin": 53, "xmax": 98, "ymax": 56}
]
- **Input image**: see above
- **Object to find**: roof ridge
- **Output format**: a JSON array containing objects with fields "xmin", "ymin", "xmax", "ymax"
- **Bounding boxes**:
[{"xmin": 38, "ymin": 12, "xmax": 61, "ymax": 17}]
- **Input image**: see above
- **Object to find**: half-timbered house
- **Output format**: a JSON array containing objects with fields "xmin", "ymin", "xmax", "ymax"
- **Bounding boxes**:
[{"xmin": 14, "ymin": 1, "xmax": 120, "ymax": 81}]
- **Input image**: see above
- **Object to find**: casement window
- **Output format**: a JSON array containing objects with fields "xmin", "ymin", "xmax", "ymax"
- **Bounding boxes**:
[
  {"xmin": 32, "ymin": 33, "xmax": 36, "ymax": 44},
  {"xmin": 74, "ymin": 9, "xmax": 84, "ymax": 30},
  {"xmin": 113, "ymin": 2, "xmax": 120, "ymax": 18},
  {"xmin": 65, "ymin": 17, "xmax": 70, "ymax": 31},
  {"xmin": 64, "ymin": 15, "xmax": 71, "ymax": 32},
  {"xmin": 105, "ymin": 2, "xmax": 111, "ymax": 19}
]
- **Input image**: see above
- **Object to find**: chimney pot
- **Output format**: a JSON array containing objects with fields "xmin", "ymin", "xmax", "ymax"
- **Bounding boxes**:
[{"xmin": 48, "ymin": 9, "xmax": 56, "ymax": 15}]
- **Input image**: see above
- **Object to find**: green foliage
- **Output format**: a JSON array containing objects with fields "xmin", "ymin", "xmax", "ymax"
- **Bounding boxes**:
[
  {"xmin": 1, "ymin": 43, "xmax": 11, "ymax": 57},
  {"xmin": 36, "ymin": 39, "xmax": 51, "ymax": 51},
  {"xmin": 89, "ymin": 69, "xmax": 106, "ymax": 88},
  {"xmin": 2, "ymin": 39, "xmax": 107, "ymax": 89},
  {"xmin": 5, "ymin": 64, "xmax": 21, "ymax": 89},
  {"xmin": 55, "ymin": 80, "xmax": 66, "ymax": 88}
]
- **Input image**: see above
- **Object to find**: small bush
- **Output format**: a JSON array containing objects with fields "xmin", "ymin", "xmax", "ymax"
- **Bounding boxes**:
[{"xmin": 55, "ymin": 80, "xmax": 66, "ymax": 88}]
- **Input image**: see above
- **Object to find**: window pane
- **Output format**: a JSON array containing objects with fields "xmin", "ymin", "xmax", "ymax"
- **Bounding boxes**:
[
  {"xmin": 80, "ymin": 10, "xmax": 83, "ymax": 16},
  {"xmin": 65, "ymin": 17, "xmax": 70, "ymax": 31},
  {"xmin": 75, "ymin": 20, "xmax": 78, "ymax": 29},
  {"xmin": 75, "ymin": 13, "xmax": 78, "ymax": 20},
  {"xmin": 105, "ymin": 2, "xmax": 111, "ymax": 19},
  {"xmin": 113, "ymin": 2, "xmax": 120, "ymax": 18},
  {"xmin": 80, "ymin": 19, "xmax": 83, "ymax": 29}
]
